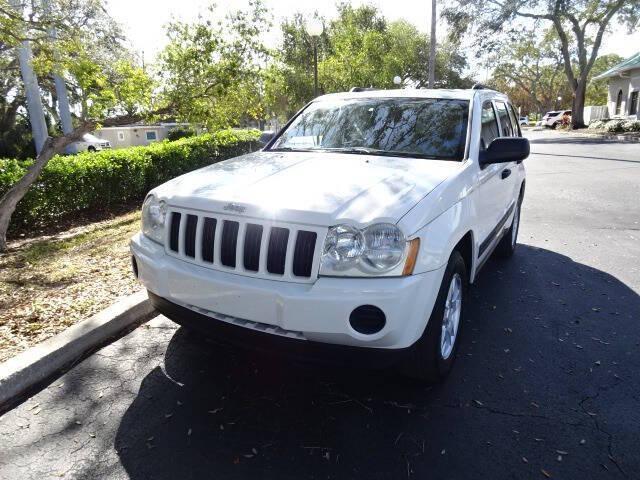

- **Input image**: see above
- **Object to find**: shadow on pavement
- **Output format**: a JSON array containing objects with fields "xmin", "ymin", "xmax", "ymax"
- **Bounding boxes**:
[{"xmin": 113, "ymin": 244, "xmax": 640, "ymax": 480}]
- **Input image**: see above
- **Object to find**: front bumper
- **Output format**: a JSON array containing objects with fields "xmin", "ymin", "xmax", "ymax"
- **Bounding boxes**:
[{"xmin": 131, "ymin": 232, "xmax": 446, "ymax": 350}]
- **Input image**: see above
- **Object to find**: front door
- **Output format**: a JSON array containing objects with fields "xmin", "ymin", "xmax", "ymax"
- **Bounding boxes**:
[{"xmin": 474, "ymin": 100, "xmax": 517, "ymax": 263}]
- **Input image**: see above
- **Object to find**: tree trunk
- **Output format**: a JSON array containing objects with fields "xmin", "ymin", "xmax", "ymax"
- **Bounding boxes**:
[
  {"xmin": 0, "ymin": 109, "xmax": 168, "ymax": 252},
  {"xmin": 0, "ymin": 123, "xmax": 92, "ymax": 251},
  {"xmin": 571, "ymin": 80, "xmax": 587, "ymax": 129}
]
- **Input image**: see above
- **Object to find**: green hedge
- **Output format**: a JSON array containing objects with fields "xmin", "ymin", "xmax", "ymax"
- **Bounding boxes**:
[{"xmin": 0, "ymin": 129, "xmax": 261, "ymax": 230}]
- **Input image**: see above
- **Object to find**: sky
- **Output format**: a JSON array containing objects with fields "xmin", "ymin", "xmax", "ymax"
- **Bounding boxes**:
[{"xmin": 106, "ymin": 0, "xmax": 640, "ymax": 67}]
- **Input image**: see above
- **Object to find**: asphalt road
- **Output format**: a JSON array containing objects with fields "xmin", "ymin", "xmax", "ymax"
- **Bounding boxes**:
[{"xmin": 1, "ymin": 130, "xmax": 639, "ymax": 479}]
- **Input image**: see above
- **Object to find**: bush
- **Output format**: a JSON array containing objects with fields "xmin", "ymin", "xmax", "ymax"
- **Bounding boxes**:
[
  {"xmin": 0, "ymin": 129, "xmax": 260, "ymax": 230},
  {"xmin": 604, "ymin": 120, "xmax": 625, "ymax": 133},
  {"xmin": 622, "ymin": 120, "xmax": 640, "ymax": 132},
  {"xmin": 166, "ymin": 126, "xmax": 197, "ymax": 141}
]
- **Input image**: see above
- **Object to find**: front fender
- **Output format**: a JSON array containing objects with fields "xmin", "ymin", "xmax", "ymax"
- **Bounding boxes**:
[{"xmin": 409, "ymin": 199, "xmax": 474, "ymax": 275}]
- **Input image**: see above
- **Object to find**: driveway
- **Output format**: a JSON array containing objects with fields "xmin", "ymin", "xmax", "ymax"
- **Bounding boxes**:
[{"xmin": 1, "ymin": 130, "xmax": 639, "ymax": 479}]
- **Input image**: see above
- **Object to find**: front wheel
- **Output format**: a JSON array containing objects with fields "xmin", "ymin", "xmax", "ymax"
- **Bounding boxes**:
[{"xmin": 399, "ymin": 251, "xmax": 467, "ymax": 383}]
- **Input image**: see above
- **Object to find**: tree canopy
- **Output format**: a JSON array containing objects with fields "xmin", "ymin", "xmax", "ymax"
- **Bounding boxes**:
[{"xmin": 443, "ymin": 0, "xmax": 640, "ymax": 128}]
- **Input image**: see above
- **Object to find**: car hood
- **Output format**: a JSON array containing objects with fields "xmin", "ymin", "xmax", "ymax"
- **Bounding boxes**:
[{"xmin": 153, "ymin": 151, "xmax": 462, "ymax": 226}]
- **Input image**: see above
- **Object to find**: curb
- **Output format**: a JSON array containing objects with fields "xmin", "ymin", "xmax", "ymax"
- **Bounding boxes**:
[{"xmin": 0, "ymin": 290, "xmax": 156, "ymax": 416}]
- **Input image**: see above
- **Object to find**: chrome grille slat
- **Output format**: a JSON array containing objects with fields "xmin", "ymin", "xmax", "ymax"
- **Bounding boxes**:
[
  {"xmin": 177, "ymin": 213, "xmax": 187, "ymax": 256},
  {"xmin": 165, "ymin": 207, "xmax": 324, "ymax": 283}
]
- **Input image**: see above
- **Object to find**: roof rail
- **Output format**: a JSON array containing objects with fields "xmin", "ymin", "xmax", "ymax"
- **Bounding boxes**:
[{"xmin": 350, "ymin": 87, "xmax": 378, "ymax": 92}]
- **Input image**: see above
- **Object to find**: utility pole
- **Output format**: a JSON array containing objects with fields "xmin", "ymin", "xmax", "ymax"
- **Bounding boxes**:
[
  {"xmin": 10, "ymin": 0, "xmax": 48, "ymax": 154},
  {"xmin": 428, "ymin": 0, "xmax": 436, "ymax": 88},
  {"xmin": 42, "ymin": 0, "xmax": 73, "ymax": 135}
]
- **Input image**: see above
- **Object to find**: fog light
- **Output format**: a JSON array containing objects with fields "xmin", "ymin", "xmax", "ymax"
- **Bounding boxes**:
[{"xmin": 349, "ymin": 305, "xmax": 386, "ymax": 334}]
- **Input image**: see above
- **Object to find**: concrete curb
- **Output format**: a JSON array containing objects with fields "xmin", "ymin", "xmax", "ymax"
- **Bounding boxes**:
[{"xmin": 0, "ymin": 290, "xmax": 155, "ymax": 415}]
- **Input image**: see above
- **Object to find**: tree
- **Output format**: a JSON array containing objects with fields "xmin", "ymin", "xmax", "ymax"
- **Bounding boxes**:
[
  {"xmin": 0, "ymin": 0, "xmax": 161, "ymax": 251},
  {"xmin": 443, "ymin": 0, "xmax": 640, "ymax": 128},
  {"xmin": 158, "ymin": 0, "xmax": 270, "ymax": 130},
  {"xmin": 265, "ymin": 4, "xmax": 473, "ymax": 120},
  {"xmin": 489, "ymin": 30, "xmax": 571, "ymax": 116}
]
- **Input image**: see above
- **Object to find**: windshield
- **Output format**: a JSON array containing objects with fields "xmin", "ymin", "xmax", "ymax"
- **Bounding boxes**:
[{"xmin": 270, "ymin": 97, "xmax": 470, "ymax": 161}]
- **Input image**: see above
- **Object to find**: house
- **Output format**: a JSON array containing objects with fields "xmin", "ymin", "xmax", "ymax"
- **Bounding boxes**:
[
  {"xmin": 593, "ymin": 52, "xmax": 640, "ymax": 119},
  {"xmin": 92, "ymin": 123, "xmax": 197, "ymax": 149}
]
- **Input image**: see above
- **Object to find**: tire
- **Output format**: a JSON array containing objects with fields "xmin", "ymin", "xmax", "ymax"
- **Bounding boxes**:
[
  {"xmin": 551, "ymin": 122, "xmax": 558, "ymax": 129},
  {"xmin": 399, "ymin": 250, "xmax": 467, "ymax": 383},
  {"xmin": 495, "ymin": 199, "xmax": 521, "ymax": 259},
  {"xmin": 87, "ymin": 146, "xmax": 96, "ymax": 153}
]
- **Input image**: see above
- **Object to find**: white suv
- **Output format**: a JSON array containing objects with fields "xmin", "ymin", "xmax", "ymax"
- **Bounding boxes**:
[
  {"xmin": 130, "ymin": 87, "xmax": 528, "ymax": 382},
  {"xmin": 542, "ymin": 110, "xmax": 571, "ymax": 128}
]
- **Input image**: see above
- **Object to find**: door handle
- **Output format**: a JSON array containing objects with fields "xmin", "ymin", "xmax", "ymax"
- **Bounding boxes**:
[{"xmin": 501, "ymin": 168, "xmax": 511, "ymax": 179}]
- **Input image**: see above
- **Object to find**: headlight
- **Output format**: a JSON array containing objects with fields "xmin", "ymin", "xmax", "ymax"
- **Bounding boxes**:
[
  {"xmin": 322, "ymin": 224, "xmax": 365, "ymax": 269},
  {"xmin": 141, "ymin": 195, "xmax": 167, "ymax": 244},
  {"xmin": 362, "ymin": 223, "xmax": 405, "ymax": 271},
  {"xmin": 320, "ymin": 223, "xmax": 409, "ymax": 276}
]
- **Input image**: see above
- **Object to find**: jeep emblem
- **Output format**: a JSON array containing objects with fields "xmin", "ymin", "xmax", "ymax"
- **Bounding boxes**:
[{"xmin": 223, "ymin": 203, "xmax": 246, "ymax": 214}]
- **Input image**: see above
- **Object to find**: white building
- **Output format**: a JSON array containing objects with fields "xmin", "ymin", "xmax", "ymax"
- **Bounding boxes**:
[
  {"xmin": 593, "ymin": 52, "xmax": 640, "ymax": 119},
  {"xmin": 92, "ymin": 123, "xmax": 197, "ymax": 149}
]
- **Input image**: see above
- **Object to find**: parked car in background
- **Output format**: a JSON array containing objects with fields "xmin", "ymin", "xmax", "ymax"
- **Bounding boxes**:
[
  {"xmin": 69, "ymin": 133, "xmax": 112, "ymax": 154},
  {"xmin": 519, "ymin": 116, "xmax": 529, "ymax": 126},
  {"xmin": 131, "ymin": 87, "xmax": 529, "ymax": 383},
  {"xmin": 542, "ymin": 110, "xmax": 571, "ymax": 128}
]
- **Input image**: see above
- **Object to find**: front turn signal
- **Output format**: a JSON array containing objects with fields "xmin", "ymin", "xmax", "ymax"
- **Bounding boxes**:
[{"xmin": 402, "ymin": 238, "xmax": 420, "ymax": 276}]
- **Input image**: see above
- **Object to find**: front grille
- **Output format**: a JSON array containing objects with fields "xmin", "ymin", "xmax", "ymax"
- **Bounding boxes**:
[{"xmin": 165, "ymin": 207, "xmax": 325, "ymax": 283}]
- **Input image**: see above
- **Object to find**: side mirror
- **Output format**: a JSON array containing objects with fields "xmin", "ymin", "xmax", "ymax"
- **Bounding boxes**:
[{"xmin": 479, "ymin": 137, "xmax": 530, "ymax": 166}]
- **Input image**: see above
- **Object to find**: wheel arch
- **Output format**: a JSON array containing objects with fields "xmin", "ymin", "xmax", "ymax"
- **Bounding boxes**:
[{"xmin": 452, "ymin": 230, "xmax": 474, "ymax": 285}]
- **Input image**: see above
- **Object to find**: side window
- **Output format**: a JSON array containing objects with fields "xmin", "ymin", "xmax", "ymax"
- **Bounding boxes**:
[
  {"xmin": 495, "ymin": 101, "xmax": 514, "ymax": 137},
  {"xmin": 506, "ymin": 103, "xmax": 521, "ymax": 137},
  {"xmin": 480, "ymin": 101, "xmax": 500, "ymax": 150}
]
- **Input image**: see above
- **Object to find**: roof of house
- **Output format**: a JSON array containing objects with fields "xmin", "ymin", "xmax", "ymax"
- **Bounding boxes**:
[{"xmin": 592, "ymin": 51, "xmax": 640, "ymax": 80}]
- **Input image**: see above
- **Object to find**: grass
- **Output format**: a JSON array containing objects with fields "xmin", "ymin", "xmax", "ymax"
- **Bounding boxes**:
[{"xmin": 0, "ymin": 210, "xmax": 143, "ymax": 362}]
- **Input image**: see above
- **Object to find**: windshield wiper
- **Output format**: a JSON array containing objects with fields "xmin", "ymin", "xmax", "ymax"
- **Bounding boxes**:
[
  {"xmin": 268, "ymin": 146, "xmax": 316, "ymax": 152},
  {"xmin": 324, "ymin": 147, "xmax": 430, "ymax": 159}
]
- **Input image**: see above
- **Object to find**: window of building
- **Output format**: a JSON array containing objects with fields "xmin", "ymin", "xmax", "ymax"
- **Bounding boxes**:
[
  {"xmin": 146, "ymin": 131, "xmax": 158, "ymax": 141},
  {"xmin": 615, "ymin": 89, "xmax": 623, "ymax": 115},
  {"xmin": 480, "ymin": 101, "xmax": 500, "ymax": 149},
  {"xmin": 630, "ymin": 91, "xmax": 639, "ymax": 116},
  {"xmin": 117, "ymin": 131, "xmax": 125, "ymax": 141}
]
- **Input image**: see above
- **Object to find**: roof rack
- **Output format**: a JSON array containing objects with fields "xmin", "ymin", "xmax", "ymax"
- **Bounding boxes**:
[{"xmin": 350, "ymin": 87, "xmax": 379, "ymax": 92}]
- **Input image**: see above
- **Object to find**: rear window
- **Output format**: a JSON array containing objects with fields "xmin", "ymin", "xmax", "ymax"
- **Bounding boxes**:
[{"xmin": 271, "ymin": 97, "xmax": 470, "ymax": 161}]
